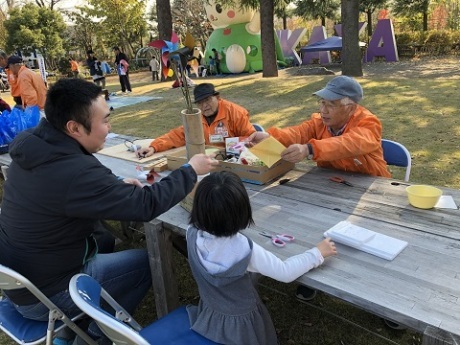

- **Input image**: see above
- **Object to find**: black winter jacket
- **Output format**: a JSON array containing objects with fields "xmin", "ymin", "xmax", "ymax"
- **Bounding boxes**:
[{"xmin": 0, "ymin": 119, "xmax": 196, "ymax": 305}]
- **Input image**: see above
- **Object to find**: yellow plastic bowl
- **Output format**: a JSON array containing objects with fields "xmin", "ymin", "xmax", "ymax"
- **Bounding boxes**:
[{"xmin": 406, "ymin": 185, "xmax": 442, "ymax": 209}]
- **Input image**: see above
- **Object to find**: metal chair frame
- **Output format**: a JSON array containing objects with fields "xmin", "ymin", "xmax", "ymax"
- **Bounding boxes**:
[
  {"xmin": 69, "ymin": 274, "xmax": 218, "ymax": 345},
  {"xmin": 0, "ymin": 264, "xmax": 97, "ymax": 345}
]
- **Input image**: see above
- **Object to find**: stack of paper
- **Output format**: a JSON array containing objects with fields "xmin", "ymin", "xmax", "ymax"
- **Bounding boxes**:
[{"xmin": 324, "ymin": 221, "xmax": 408, "ymax": 260}]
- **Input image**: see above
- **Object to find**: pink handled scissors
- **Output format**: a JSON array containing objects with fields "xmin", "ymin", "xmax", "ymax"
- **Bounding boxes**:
[{"xmin": 259, "ymin": 231, "xmax": 295, "ymax": 248}]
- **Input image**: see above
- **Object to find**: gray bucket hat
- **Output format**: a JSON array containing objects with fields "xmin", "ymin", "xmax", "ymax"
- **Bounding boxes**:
[{"xmin": 313, "ymin": 76, "xmax": 363, "ymax": 103}]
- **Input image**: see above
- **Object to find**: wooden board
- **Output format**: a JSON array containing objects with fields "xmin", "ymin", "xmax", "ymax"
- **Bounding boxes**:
[{"xmin": 98, "ymin": 139, "xmax": 184, "ymax": 164}]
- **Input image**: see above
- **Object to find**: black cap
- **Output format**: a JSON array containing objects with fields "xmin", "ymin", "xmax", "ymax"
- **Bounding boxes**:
[
  {"xmin": 87, "ymin": 49, "xmax": 94, "ymax": 54},
  {"xmin": 112, "ymin": 46, "xmax": 119, "ymax": 51},
  {"xmin": 6, "ymin": 55, "xmax": 23, "ymax": 67},
  {"xmin": 194, "ymin": 83, "xmax": 219, "ymax": 103}
]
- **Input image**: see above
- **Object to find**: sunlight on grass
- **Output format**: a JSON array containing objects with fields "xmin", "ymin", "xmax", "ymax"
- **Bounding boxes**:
[{"xmin": 105, "ymin": 69, "xmax": 460, "ymax": 190}]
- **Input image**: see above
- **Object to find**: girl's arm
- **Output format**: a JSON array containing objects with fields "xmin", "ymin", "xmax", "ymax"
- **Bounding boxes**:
[{"xmin": 247, "ymin": 242, "xmax": 324, "ymax": 283}]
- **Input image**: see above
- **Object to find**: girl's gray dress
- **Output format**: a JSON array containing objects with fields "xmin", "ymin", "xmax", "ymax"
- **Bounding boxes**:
[{"xmin": 186, "ymin": 226, "xmax": 278, "ymax": 345}]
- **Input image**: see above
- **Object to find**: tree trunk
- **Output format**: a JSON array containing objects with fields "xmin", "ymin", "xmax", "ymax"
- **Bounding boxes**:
[
  {"xmin": 260, "ymin": 0, "xmax": 278, "ymax": 77},
  {"xmin": 341, "ymin": 0, "xmax": 363, "ymax": 76},
  {"xmin": 367, "ymin": 9, "xmax": 373, "ymax": 37},
  {"xmin": 423, "ymin": 10, "xmax": 428, "ymax": 31},
  {"xmin": 156, "ymin": 0, "xmax": 173, "ymax": 41}
]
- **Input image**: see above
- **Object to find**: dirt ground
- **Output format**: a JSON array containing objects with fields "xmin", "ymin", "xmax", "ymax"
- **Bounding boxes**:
[{"xmin": 283, "ymin": 55, "xmax": 460, "ymax": 79}]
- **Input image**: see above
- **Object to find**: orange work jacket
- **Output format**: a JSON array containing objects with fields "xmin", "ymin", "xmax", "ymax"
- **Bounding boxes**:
[
  {"xmin": 70, "ymin": 60, "xmax": 79, "ymax": 72},
  {"xmin": 268, "ymin": 105, "xmax": 391, "ymax": 177},
  {"xmin": 151, "ymin": 99, "xmax": 255, "ymax": 152},
  {"xmin": 17, "ymin": 66, "xmax": 47, "ymax": 110}
]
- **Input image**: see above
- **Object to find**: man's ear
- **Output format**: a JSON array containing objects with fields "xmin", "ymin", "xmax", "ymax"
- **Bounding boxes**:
[{"xmin": 65, "ymin": 120, "xmax": 83, "ymax": 138}]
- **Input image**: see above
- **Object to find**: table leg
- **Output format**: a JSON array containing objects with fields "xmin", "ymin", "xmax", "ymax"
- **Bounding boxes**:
[
  {"xmin": 144, "ymin": 219, "xmax": 180, "ymax": 318},
  {"xmin": 422, "ymin": 326, "xmax": 459, "ymax": 345}
]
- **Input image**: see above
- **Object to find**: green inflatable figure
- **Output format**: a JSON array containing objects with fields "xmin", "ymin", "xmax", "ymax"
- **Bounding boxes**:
[{"xmin": 204, "ymin": 1, "xmax": 285, "ymax": 74}]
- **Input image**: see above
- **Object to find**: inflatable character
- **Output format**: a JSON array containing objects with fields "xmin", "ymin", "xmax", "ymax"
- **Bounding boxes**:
[{"xmin": 203, "ymin": 1, "xmax": 285, "ymax": 74}]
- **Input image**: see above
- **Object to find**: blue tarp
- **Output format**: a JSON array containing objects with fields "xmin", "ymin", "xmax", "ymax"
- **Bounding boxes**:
[{"xmin": 300, "ymin": 36, "xmax": 366, "ymax": 52}]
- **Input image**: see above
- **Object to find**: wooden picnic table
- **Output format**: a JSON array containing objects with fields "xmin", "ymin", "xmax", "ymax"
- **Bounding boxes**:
[
  {"xmin": 144, "ymin": 166, "xmax": 460, "ymax": 345},
  {"xmin": 2, "ymin": 136, "xmax": 459, "ymax": 344}
]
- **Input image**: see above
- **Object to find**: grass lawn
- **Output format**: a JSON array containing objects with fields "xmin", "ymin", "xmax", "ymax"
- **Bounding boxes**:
[{"xmin": 0, "ymin": 57, "xmax": 458, "ymax": 344}]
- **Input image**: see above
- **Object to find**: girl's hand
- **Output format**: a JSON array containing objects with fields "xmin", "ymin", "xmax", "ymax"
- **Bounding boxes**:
[{"xmin": 316, "ymin": 237, "xmax": 337, "ymax": 258}]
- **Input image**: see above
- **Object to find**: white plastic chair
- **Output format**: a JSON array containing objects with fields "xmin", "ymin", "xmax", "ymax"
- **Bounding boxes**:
[
  {"xmin": 0, "ymin": 264, "xmax": 96, "ymax": 345},
  {"xmin": 381, "ymin": 139, "xmax": 412, "ymax": 182},
  {"xmin": 69, "ymin": 274, "xmax": 218, "ymax": 345}
]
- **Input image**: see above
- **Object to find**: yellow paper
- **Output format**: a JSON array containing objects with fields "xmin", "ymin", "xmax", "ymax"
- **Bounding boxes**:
[{"xmin": 248, "ymin": 136, "xmax": 286, "ymax": 168}]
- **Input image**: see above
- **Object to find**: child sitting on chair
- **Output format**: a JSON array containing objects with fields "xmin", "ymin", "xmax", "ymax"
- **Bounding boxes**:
[{"xmin": 186, "ymin": 171, "xmax": 337, "ymax": 345}]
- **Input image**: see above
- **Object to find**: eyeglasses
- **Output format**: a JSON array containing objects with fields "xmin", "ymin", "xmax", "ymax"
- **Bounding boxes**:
[{"xmin": 317, "ymin": 99, "xmax": 353, "ymax": 110}]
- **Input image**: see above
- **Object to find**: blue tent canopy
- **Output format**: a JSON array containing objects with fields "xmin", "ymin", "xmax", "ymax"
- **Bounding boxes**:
[{"xmin": 300, "ymin": 36, "xmax": 366, "ymax": 52}]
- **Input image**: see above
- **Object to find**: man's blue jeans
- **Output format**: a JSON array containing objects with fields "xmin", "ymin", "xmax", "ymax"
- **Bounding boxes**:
[{"xmin": 14, "ymin": 249, "xmax": 151, "ymax": 340}]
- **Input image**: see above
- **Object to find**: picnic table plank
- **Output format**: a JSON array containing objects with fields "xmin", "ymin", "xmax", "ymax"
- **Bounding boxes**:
[{"xmin": 153, "ymin": 166, "xmax": 460, "ymax": 342}]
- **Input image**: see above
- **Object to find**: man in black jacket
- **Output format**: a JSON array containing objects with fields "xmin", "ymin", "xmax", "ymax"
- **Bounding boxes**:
[{"xmin": 0, "ymin": 78, "xmax": 218, "ymax": 344}]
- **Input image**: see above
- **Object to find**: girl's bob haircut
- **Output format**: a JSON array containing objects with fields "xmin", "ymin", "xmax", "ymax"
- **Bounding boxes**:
[{"xmin": 189, "ymin": 171, "xmax": 254, "ymax": 237}]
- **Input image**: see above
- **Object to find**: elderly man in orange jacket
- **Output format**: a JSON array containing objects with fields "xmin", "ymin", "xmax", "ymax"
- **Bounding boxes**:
[
  {"xmin": 247, "ymin": 76, "xmax": 390, "ymax": 178},
  {"xmin": 247, "ymin": 75, "xmax": 391, "ymax": 304},
  {"xmin": 139, "ymin": 83, "xmax": 255, "ymax": 156},
  {"xmin": 6, "ymin": 55, "xmax": 47, "ymax": 117}
]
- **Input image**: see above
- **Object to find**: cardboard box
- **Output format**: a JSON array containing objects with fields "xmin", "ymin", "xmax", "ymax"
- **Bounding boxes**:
[{"xmin": 166, "ymin": 147, "xmax": 294, "ymax": 185}]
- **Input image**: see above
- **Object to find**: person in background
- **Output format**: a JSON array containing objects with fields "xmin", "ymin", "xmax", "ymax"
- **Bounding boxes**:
[
  {"xmin": 0, "ymin": 50, "xmax": 22, "ymax": 107},
  {"xmin": 0, "ymin": 96, "xmax": 11, "ymax": 113},
  {"xmin": 149, "ymin": 56, "xmax": 160, "ymax": 81},
  {"xmin": 211, "ymin": 48, "xmax": 221, "ymax": 75},
  {"xmin": 138, "ymin": 83, "xmax": 255, "ymax": 156},
  {"xmin": 0, "ymin": 78, "xmax": 219, "ymax": 345},
  {"xmin": 246, "ymin": 75, "xmax": 390, "ymax": 301},
  {"xmin": 69, "ymin": 58, "xmax": 79, "ymax": 78},
  {"xmin": 86, "ymin": 50, "xmax": 106, "ymax": 89},
  {"xmin": 112, "ymin": 46, "xmax": 132, "ymax": 94},
  {"xmin": 5, "ymin": 55, "xmax": 47, "ymax": 117},
  {"xmin": 208, "ymin": 55, "xmax": 215, "ymax": 75},
  {"xmin": 186, "ymin": 171, "xmax": 337, "ymax": 344}
]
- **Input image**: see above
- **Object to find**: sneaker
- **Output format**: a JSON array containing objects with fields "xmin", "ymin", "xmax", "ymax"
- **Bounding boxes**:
[
  {"xmin": 126, "ymin": 90, "xmax": 132, "ymax": 93},
  {"xmin": 295, "ymin": 285, "xmax": 317, "ymax": 302}
]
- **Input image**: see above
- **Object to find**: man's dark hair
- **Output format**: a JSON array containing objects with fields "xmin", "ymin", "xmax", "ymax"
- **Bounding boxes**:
[
  {"xmin": 45, "ymin": 79, "xmax": 102, "ymax": 133},
  {"xmin": 189, "ymin": 171, "xmax": 254, "ymax": 237}
]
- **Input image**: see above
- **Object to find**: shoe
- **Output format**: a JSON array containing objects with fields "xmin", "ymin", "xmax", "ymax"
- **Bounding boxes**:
[
  {"xmin": 295, "ymin": 285, "xmax": 317, "ymax": 301},
  {"xmin": 121, "ymin": 91, "xmax": 127, "ymax": 95},
  {"xmin": 383, "ymin": 318, "xmax": 407, "ymax": 330},
  {"xmin": 127, "ymin": 90, "xmax": 132, "ymax": 93}
]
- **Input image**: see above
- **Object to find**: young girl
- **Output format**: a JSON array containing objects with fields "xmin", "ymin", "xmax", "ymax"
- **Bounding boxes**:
[{"xmin": 186, "ymin": 171, "xmax": 337, "ymax": 345}]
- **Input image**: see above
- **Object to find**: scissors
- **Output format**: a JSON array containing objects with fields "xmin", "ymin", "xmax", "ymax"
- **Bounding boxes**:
[
  {"xmin": 259, "ymin": 231, "xmax": 295, "ymax": 248},
  {"xmin": 329, "ymin": 176, "xmax": 353, "ymax": 187}
]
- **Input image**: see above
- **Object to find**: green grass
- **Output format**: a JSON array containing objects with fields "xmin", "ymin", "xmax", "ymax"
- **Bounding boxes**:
[{"xmin": 1, "ymin": 60, "xmax": 458, "ymax": 344}]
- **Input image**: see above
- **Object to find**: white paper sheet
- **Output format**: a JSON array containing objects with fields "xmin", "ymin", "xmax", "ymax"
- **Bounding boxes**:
[
  {"xmin": 324, "ymin": 221, "xmax": 408, "ymax": 261},
  {"xmin": 434, "ymin": 195, "xmax": 458, "ymax": 209}
]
